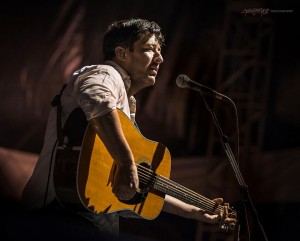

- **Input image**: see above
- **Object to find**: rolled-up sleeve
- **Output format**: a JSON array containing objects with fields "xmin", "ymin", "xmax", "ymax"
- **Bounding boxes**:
[{"xmin": 77, "ymin": 71, "xmax": 118, "ymax": 120}]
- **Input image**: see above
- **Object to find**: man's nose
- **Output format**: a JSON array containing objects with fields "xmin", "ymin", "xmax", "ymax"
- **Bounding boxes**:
[{"xmin": 154, "ymin": 52, "xmax": 163, "ymax": 64}]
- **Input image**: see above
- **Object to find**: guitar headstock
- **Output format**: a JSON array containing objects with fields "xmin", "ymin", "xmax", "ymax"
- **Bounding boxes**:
[{"xmin": 219, "ymin": 203, "xmax": 237, "ymax": 231}]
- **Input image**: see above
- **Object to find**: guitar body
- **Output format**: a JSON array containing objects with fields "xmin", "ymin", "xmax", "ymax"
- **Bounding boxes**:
[{"xmin": 54, "ymin": 108, "xmax": 171, "ymax": 220}]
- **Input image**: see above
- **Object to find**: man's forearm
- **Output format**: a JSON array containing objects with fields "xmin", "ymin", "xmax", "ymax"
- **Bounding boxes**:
[
  {"xmin": 162, "ymin": 195, "xmax": 224, "ymax": 224},
  {"xmin": 89, "ymin": 109, "xmax": 134, "ymax": 166},
  {"xmin": 162, "ymin": 195, "xmax": 195, "ymax": 219}
]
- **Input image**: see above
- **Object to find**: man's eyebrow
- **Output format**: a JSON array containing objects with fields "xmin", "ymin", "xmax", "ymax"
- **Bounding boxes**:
[
  {"xmin": 144, "ymin": 43, "xmax": 161, "ymax": 49},
  {"xmin": 144, "ymin": 43, "xmax": 155, "ymax": 47}
]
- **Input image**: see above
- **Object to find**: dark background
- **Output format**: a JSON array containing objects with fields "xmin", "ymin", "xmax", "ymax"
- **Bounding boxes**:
[{"xmin": 0, "ymin": 0, "xmax": 299, "ymax": 240}]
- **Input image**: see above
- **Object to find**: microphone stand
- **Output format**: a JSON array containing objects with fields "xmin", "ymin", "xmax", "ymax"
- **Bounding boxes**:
[{"xmin": 200, "ymin": 94, "xmax": 269, "ymax": 241}]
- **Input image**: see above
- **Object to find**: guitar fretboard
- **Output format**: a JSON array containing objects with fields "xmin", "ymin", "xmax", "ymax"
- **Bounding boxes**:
[{"xmin": 137, "ymin": 164, "xmax": 222, "ymax": 214}]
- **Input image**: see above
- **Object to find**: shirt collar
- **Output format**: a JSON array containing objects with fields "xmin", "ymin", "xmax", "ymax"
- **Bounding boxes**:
[{"xmin": 104, "ymin": 60, "xmax": 131, "ymax": 93}]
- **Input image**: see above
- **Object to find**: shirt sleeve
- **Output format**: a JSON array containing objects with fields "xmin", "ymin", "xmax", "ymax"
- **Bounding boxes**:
[{"xmin": 77, "ymin": 71, "xmax": 118, "ymax": 120}]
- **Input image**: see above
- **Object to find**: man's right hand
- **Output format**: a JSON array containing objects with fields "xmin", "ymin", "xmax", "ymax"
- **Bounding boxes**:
[{"xmin": 112, "ymin": 161, "xmax": 139, "ymax": 200}]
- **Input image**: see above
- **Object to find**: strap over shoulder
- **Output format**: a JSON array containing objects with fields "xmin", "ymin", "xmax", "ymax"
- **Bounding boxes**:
[{"xmin": 51, "ymin": 84, "xmax": 70, "ymax": 149}]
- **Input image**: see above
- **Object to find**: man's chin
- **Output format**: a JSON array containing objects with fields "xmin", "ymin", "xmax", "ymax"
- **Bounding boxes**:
[
  {"xmin": 148, "ymin": 75, "xmax": 156, "ymax": 85},
  {"xmin": 134, "ymin": 75, "xmax": 156, "ymax": 88}
]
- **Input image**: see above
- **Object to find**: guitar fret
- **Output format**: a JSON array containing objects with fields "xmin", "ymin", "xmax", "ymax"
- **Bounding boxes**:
[
  {"xmin": 138, "ymin": 165, "xmax": 222, "ymax": 214},
  {"xmin": 153, "ymin": 182, "xmax": 201, "ymax": 206},
  {"xmin": 151, "ymin": 175, "xmax": 221, "ymax": 214}
]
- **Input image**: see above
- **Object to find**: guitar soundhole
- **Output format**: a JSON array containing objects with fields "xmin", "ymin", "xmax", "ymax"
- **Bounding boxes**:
[{"xmin": 119, "ymin": 162, "xmax": 151, "ymax": 205}]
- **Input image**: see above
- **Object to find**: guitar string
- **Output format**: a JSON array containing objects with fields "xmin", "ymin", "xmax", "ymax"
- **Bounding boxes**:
[
  {"xmin": 136, "ymin": 164, "xmax": 210, "ymax": 206},
  {"xmin": 136, "ymin": 164, "xmax": 223, "ymax": 214},
  {"xmin": 156, "ymin": 175, "xmax": 222, "ymax": 213},
  {"xmin": 136, "ymin": 165, "xmax": 214, "ymax": 208},
  {"xmin": 137, "ymin": 168, "xmax": 221, "ymax": 214}
]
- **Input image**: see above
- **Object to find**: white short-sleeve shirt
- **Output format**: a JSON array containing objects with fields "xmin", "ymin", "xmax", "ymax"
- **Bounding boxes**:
[{"xmin": 22, "ymin": 61, "xmax": 136, "ymax": 209}]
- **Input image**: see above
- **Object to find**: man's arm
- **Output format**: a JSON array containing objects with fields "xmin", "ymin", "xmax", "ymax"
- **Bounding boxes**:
[
  {"xmin": 163, "ymin": 195, "xmax": 236, "ymax": 227},
  {"xmin": 89, "ymin": 109, "xmax": 235, "ymax": 227},
  {"xmin": 89, "ymin": 109, "xmax": 138, "ymax": 200}
]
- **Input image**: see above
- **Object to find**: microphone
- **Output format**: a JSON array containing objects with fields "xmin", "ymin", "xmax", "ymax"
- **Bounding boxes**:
[{"xmin": 176, "ymin": 74, "xmax": 229, "ymax": 102}]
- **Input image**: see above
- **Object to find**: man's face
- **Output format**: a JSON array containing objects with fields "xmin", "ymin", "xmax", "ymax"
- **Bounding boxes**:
[{"xmin": 124, "ymin": 34, "xmax": 163, "ymax": 89}]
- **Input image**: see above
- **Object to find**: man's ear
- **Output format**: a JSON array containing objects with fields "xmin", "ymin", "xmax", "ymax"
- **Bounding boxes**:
[{"xmin": 115, "ymin": 46, "xmax": 127, "ymax": 61}]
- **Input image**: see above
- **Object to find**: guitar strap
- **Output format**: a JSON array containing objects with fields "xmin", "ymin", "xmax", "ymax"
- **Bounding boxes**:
[
  {"xmin": 134, "ymin": 121, "xmax": 140, "ymax": 131},
  {"xmin": 51, "ymin": 84, "xmax": 69, "ymax": 149},
  {"xmin": 51, "ymin": 84, "xmax": 140, "ymax": 149},
  {"xmin": 42, "ymin": 83, "xmax": 68, "ymax": 207}
]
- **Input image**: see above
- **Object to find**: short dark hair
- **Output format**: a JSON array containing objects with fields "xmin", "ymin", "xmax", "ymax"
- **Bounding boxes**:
[{"xmin": 103, "ymin": 18, "xmax": 164, "ymax": 60}]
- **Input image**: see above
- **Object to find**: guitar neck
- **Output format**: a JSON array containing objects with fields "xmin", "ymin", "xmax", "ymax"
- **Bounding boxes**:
[{"xmin": 137, "ymin": 165, "xmax": 223, "ymax": 215}]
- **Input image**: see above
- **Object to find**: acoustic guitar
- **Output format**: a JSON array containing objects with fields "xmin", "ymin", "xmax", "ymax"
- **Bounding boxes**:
[{"xmin": 54, "ymin": 108, "xmax": 231, "ymax": 221}]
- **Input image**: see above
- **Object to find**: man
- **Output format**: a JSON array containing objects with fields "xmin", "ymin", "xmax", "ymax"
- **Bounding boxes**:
[{"xmin": 21, "ymin": 18, "xmax": 235, "ymax": 239}]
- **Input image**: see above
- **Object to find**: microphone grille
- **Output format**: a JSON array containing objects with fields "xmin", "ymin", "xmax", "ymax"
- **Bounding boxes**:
[{"xmin": 176, "ymin": 74, "xmax": 189, "ymax": 88}]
